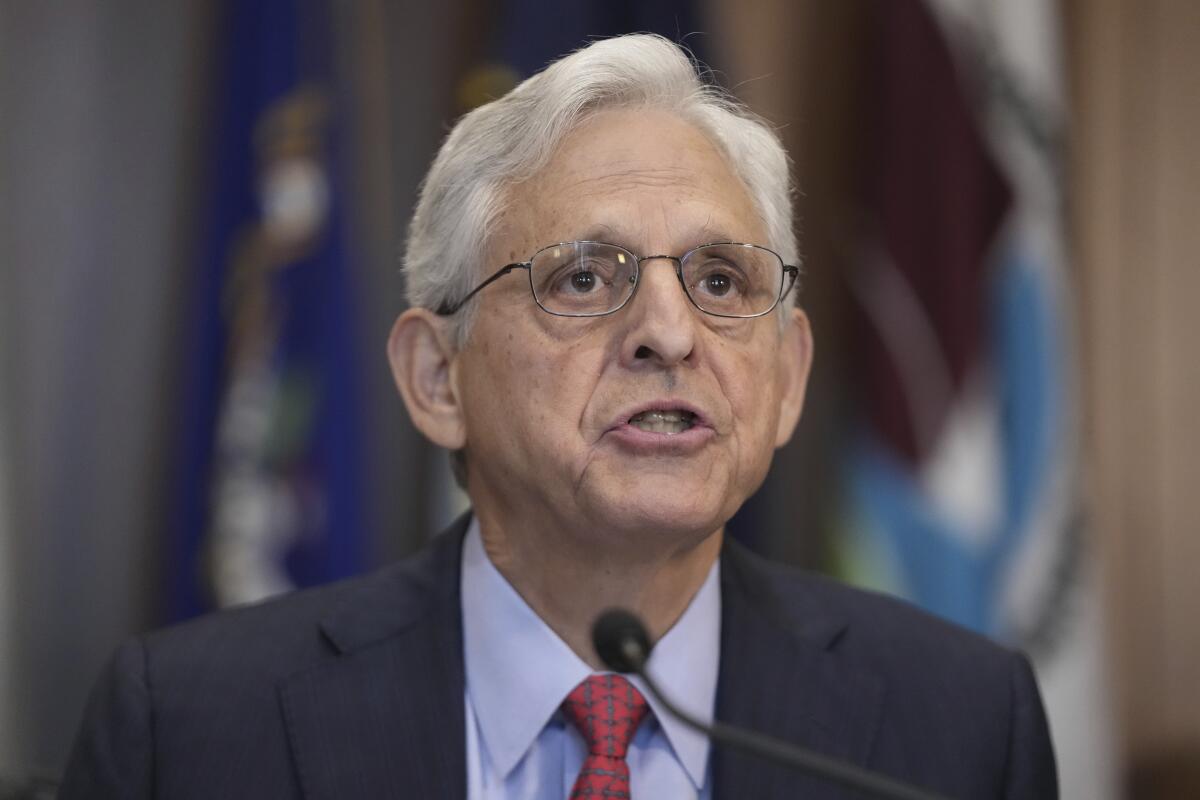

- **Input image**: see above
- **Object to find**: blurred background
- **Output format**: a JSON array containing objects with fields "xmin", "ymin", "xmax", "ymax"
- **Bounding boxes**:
[{"xmin": 0, "ymin": 0, "xmax": 1196, "ymax": 797}]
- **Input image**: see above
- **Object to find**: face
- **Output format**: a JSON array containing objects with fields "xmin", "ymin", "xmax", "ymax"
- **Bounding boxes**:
[{"xmin": 451, "ymin": 108, "xmax": 810, "ymax": 548}]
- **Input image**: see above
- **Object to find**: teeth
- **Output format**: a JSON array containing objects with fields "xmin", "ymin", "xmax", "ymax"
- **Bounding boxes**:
[{"xmin": 628, "ymin": 409, "xmax": 695, "ymax": 435}]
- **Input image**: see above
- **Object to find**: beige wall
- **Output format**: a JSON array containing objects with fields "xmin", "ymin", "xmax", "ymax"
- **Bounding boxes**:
[{"xmin": 1068, "ymin": 0, "xmax": 1200, "ymax": 791}]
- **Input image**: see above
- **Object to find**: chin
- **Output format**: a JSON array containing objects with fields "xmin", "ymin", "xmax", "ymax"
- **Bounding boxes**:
[
  {"xmin": 584, "ymin": 490, "xmax": 729, "ymax": 543},
  {"xmin": 569, "ymin": 458, "xmax": 749, "ymax": 545}
]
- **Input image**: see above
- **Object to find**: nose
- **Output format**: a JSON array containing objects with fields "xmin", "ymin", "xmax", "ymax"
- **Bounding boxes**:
[{"xmin": 618, "ymin": 257, "xmax": 697, "ymax": 368}]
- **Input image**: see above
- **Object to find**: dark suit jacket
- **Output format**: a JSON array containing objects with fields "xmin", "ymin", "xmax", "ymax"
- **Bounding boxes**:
[{"xmin": 61, "ymin": 515, "xmax": 1057, "ymax": 798}]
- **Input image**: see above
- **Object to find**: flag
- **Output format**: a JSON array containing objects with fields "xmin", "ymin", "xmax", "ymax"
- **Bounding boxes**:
[
  {"xmin": 169, "ymin": 0, "xmax": 367, "ymax": 618},
  {"xmin": 836, "ymin": 1, "xmax": 1117, "ymax": 796}
]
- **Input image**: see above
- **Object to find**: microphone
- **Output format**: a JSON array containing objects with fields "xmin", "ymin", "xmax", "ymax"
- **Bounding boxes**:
[{"xmin": 592, "ymin": 608, "xmax": 948, "ymax": 800}]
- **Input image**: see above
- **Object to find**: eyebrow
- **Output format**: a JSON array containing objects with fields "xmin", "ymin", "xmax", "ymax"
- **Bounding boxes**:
[{"xmin": 571, "ymin": 223, "xmax": 742, "ymax": 250}]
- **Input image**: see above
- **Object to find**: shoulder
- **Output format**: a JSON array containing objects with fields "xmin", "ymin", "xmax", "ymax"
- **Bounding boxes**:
[
  {"xmin": 721, "ymin": 541, "xmax": 1030, "ymax": 741},
  {"xmin": 60, "ymin": 522, "xmax": 468, "ymax": 799},
  {"xmin": 141, "ymin": 523, "xmax": 462, "ymax": 687},
  {"xmin": 722, "ymin": 539, "xmax": 1021, "ymax": 677},
  {"xmin": 141, "ymin": 568, "xmax": 385, "ymax": 686},
  {"xmin": 721, "ymin": 541, "xmax": 1057, "ymax": 796}
]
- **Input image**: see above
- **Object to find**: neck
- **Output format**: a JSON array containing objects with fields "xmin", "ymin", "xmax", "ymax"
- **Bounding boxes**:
[{"xmin": 472, "ymin": 507, "xmax": 723, "ymax": 669}]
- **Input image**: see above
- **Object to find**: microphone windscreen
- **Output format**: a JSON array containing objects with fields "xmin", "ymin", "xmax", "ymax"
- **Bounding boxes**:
[{"xmin": 592, "ymin": 608, "xmax": 651, "ymax": 672}]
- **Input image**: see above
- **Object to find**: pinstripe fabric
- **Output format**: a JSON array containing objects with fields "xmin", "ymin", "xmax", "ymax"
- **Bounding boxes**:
[{"xmin": 61, "ymin": 513, "xmax": 1056, "ymax": 799}]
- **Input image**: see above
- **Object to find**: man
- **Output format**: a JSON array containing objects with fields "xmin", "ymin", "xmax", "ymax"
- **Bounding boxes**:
[{"xmin": 62, "ymin": 34, "xmax": 1057, "ymax": 799}]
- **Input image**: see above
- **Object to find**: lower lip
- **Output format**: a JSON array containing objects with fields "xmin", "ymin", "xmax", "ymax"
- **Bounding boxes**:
[{"xmin": 603, "ymin": 422, "xmax": 715, "ymax": 454}]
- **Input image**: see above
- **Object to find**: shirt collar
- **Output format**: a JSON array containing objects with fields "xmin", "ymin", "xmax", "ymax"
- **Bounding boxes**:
[
  {"xmin": 631, "ymin": 549, "xmax": 720, "ymax": 790},
  {"xmin": 460, "ymin": 517, "xmax": 720, "ymax": 790}
]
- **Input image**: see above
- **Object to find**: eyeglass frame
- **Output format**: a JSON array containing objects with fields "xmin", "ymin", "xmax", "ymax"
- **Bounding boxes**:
[{"xmin": 434, "ymin": 240, "xmax": 801, "ymax": 319}]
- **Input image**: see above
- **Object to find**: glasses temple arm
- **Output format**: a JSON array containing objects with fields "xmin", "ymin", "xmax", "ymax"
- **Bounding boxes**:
[{"xmin": 435, "ymin": 263, "xmax": 530, "ymax": 315}]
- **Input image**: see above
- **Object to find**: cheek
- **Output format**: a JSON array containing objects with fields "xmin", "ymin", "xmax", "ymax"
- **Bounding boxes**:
[
  {"xmin": 461, "ymin": 330, "xmax": 523, "ymax": 444},
  {"xmin": 723, "ymin": 341, "xmax": 784, "ymax": 449},
  {"xmin": 526, "ymin": 340, "xmax": 605, "ymax": 436},
  {"xmin": 469, "ymin": 319, "xmax": 604, "ymax": 448}
]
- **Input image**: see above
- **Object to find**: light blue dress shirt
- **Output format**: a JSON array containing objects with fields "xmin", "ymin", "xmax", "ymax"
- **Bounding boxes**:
[{"xmin": 461, "ymin": 519, "xmax": 720, "ymax": 800}]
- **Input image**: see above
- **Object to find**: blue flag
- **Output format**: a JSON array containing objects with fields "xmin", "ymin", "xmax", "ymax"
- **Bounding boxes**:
[{"xmin": 170, "ymin": 0, "xmax": 366, "ymax": 619}]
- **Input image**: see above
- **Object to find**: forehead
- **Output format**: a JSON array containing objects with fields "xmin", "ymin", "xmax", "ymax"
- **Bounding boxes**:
[{"xmin": 500, "ymin": 108, "xmax": 766, "ymax": 252}]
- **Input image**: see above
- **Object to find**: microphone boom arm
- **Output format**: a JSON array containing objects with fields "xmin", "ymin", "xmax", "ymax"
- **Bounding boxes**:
[
  {"xmin": 634, "ymin": 666, "xmax": 948, "ymax": 800},
  {"xmin": 600, "ymin": 610, "xmax": 948, "ymax": 800}
]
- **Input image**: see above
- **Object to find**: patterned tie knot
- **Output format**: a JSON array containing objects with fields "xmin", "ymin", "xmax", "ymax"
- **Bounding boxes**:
[{"xmin": 561, "ymin": 673, "xmax": 649, "ymax": 760}]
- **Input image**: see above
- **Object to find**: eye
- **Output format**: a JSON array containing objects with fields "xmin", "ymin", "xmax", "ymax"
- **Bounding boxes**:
[
  {"xmin": 568, "ymin": 270, "xmax": 598, "ymax": 293},
  {"xmin": 551, "ymin": 262, "xmax": 613, "ymax": 295},
  {"xmin": 700, "ymin": 272, "xmax": 732, "ymax": 296},
  {"xmin": 690, "ymin": 258, "xmax": 746, "ymax": 299}
]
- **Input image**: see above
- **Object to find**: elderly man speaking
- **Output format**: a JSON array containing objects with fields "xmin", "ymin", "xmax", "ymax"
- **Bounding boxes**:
[{"xmin": 63, "ymin": 34, "xmax": 1057, "ymax": 799}]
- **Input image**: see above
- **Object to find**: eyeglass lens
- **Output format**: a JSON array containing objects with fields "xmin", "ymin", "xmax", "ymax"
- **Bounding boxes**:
[{"xmin": 528, "ymin": 242, "xmax": 783, "ymax": 317}]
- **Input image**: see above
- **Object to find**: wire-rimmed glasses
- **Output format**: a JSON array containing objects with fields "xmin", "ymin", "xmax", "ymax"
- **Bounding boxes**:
[{"xmin": 435, "ymin": 241, "xmax": 800, "ymax": 319}]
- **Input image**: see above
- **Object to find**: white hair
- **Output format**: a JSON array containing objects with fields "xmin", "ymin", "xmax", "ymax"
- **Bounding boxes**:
[{"xmin": 403, "ymin": 33, "xmax": 797, "ymax": 343}]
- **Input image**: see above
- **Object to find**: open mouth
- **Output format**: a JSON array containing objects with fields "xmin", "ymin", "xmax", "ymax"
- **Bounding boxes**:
[{"xmin": 627, "ymin": 409, "xmax": 697, "ymax": 435}]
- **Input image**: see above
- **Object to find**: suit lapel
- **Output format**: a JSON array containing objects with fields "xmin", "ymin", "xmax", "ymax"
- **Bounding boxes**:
[
  {"xmin": 280, "ymin": 517, "xmax": 470, "ymax": 800},
  {"xmin": 713, "ymin": 541, "xmax": 884, "ymax": 799},
  {"xmin": 276, "ymin": 519, "xmax": 884, "ymax": 798}
]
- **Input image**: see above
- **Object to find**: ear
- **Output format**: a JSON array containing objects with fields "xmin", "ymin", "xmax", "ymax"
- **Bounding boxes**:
[
  {"xmin": 774, "ymin": 307, "xmax": 814, "ymax": 448},
  {"xmin": 387, "ymin": 308, "xmax": 467, "ymax": 450}
]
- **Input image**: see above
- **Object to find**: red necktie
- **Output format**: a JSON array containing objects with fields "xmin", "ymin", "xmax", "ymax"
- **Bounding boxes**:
[{"xmin": 561, "ymin": 673, "xmax": 650, "ymax": 799}]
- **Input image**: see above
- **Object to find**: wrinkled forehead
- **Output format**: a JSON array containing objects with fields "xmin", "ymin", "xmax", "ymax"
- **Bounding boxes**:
[{"xmin": 493, "ymin": 108, "xmax": 767, "ymax": 259}]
